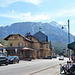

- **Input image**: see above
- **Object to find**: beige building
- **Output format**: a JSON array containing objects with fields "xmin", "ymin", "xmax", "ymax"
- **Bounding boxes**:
[
  {"xmin": 4, "ymin": 34, "xmax": 36, "ymax": 59},
  {"xmin": 4, "ymin": 31, "xmax": 52, "ymax": 59},
  {"xmin": 26, "ymin": 35, "xmax": 50, "ymax": 58}
]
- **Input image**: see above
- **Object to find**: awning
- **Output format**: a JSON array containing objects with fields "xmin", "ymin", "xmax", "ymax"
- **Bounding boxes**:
[
  {"xmin": 0, "ymin": 44, "xmax": 3, "ymax": 47},
  {"xmin": 68, "ymin": 41, "xmax": 75, "ymax": 51},
  {"xmin": 22, "ymin": 47, "xmax": 36, "ymax": 51}
]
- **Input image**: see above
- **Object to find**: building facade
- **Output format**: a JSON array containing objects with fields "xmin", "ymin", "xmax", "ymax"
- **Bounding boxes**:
[
  {"xmin": 26, "ymin": 34, "xmax": 50, "ymax": 58},
  {"xmin": 4, "ymin": 31, "xmax": 52, "ymax": 59}
]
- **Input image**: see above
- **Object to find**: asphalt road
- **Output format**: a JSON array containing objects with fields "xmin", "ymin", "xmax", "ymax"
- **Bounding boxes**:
[{"xmin": 0, "ymin": 57, "xmax": 69, "ymax": 75}]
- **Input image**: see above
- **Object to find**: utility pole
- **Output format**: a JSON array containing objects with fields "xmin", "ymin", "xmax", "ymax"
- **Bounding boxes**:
[
  {"xmin": 62, "ymin": 19, "xmax": 70, "ymax": 60},
  {"xmin": 68, "ymin": 19, "xmax": 70, "ymax": 60}
]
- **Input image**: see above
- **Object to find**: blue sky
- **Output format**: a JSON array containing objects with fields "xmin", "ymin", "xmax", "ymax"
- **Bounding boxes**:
[{"xmin": 0, "ymin": 0, "xmax": 75, "ymax": 35}]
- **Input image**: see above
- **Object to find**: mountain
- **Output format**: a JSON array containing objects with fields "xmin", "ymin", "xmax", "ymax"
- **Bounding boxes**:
[
  {"xmin": 50, "ymin": 21, "xmax": 67, "ymax": 32},
  {"xmin": 0, "ymin": 21, "xmax": 74, "ymax": 48}
]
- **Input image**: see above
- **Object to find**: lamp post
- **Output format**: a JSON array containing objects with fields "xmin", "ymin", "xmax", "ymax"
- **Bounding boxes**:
[
  {"xmin": 62, "ymin": 19, "xmax": 70, "ymax": 60},
  {"xmin": 68, "ymin": 20, "xmax": 70, "ymax": 60}
]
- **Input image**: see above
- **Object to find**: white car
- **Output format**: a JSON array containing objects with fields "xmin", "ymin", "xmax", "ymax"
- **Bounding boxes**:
[{"xmin": 59, "ymin": 56, "xmax": 64, "ymax": 60}]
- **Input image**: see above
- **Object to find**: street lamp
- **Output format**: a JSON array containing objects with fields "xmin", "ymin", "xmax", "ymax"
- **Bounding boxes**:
[{"xmin": 62, "ymin": 19, "xmax": 70, "ymax": 60}]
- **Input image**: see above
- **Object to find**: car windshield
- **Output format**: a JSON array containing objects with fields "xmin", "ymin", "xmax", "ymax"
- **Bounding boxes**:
[{"xmin": 8, "ymin": 56, "xmax": 15, "ymax": 59}]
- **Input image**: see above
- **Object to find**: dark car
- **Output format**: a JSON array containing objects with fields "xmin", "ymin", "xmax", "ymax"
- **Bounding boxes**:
[
  {"xmin": 43, "ymin": 56, "xmax": 52, "ymax": 59},
  {"xmin": 52, "ymin": 56, "xmax": 57, "ymax": 58},
  {"xmin": 0, "ymin": 56, "xmax": 9, "ymax": 65},
  {"xmin": 8, "ymin": 56, "xmax": 19, "ymax": 64}
]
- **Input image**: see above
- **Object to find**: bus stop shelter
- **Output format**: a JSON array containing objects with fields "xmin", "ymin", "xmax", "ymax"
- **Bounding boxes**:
[{"xmin": 68, "ymin": 41, "xmax": 75, "ymax": 62}]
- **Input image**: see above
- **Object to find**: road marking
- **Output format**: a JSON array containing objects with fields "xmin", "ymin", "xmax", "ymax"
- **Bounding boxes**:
[
  {"xmin": 29, "ymin": 62, "xmax": 66, "ymax": 75},
  {"xmin": 29, "ymin": 64, "xmax": 58, "ymax": 75}
]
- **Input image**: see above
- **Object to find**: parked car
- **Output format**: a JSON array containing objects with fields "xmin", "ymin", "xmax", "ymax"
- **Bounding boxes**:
[
  {"xmin": 8, "ymin": 56, "xmax": 19, "ymax": 64},
  {"xmin": 0, "ymin": 52, "xmax": 9, "ymax": 65},
  {"xmin": 52, "ymin": 56, "xmax": 57, "ymax": 58},
  {"xmin": 43, "ymin": 56, "xmax": 52, "ymax": 59},
  {"xmin": 0, "ymin": 56, "xmax": 9, "ymax": 65},
  {"xmin": 59, "ymin": 56, "xmax": 64, "ymax": 60}
]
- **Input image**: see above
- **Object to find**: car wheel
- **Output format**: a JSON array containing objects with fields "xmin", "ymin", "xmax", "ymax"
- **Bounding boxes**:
[
  {"xmin": 17, "ymin": 60, "xmax": 19, "ymax": 63},
  {"xmin": 5, "ymin": 63, "xmax": 8, "ymax": 65}
]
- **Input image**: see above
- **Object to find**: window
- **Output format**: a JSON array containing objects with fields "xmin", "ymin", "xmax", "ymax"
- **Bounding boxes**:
[
  {"xmin": 14, "ymin": 37, "xmax": 17, "ymax": 39},
  {"xmin": 19, "ymin": 42, "xmax": 22, "ymax": 47},
  {"xmin": 40, "ymin": 45, "xmax": 43, "ymax": 48},
  {"xmin": 10, "ymin": 43, "xmax": 12, "ymax": 47},
  {"xmin": 28, "ymin": 37, "xmax": 32, "ymax": 40},
  {"xmin": 46, "ymin": 45, "xmax": 48, "ymax": 48}
]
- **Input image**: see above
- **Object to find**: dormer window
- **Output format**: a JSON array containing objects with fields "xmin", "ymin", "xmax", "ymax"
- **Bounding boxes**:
[{"xmin": 28, "ymin": 37, "xmax": 32, "ymax": 40}]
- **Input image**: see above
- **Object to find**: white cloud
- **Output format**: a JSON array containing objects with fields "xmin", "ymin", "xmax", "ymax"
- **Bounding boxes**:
[
  {"xmin": 51, "ymin": 9, "xmax": 75, "ymax": 18},
  {"xmin": 0, "ymin": 25, "xmax": 3, "ymax": 27},
  {"xmin": 0, "ymin": 0, "xmax": 42, "ymax": 7},
  {"xmin": 58, "ymin": 9, "xmax": 75, "ymax": 17},
  {"xmin": 0, "ymin": 11, "xmax": 50, "ymax": 22}
]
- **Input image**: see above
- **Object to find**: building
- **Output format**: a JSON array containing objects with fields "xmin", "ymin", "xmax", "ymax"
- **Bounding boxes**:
[
  {"xmin": 4, "ymin": 31, "xmax": 52, "ymax": 59},
  {"xmin": 4, "ymin": 34, "xmax": 37, "ymax": 59},
  {"xmin": 33, "ymin": 31, "xmax": 50, "ymax": 58}
]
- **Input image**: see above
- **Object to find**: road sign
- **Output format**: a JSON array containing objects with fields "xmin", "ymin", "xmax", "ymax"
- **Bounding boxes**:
[{"xmin": 60, "ymin": 51, "xmax": 62, "ymax": 52}]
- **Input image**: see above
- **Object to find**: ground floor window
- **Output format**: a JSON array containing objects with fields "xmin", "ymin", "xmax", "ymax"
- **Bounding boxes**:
[{"xmin": 10, "ymin": 52, "xmax": 13, "ymax": 55}]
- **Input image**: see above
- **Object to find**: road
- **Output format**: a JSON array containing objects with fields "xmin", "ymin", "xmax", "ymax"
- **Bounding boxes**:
[{"xmin": 0, "ymin": 57, "xmax": 69, "ymax": 75}]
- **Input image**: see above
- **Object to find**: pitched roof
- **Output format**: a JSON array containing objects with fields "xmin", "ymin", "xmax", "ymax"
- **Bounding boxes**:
[
  {"xmin": 26, "ymin": 35, "xmax": 41, "ymax": 43},
  {"xmin": 4, "ymin": 33, "xmax": 33, "ymax": 42},
  {"xmin": 33, "ymin": 31, "xmax": 48, "ymax": 43}
]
